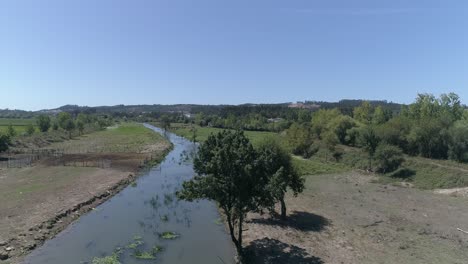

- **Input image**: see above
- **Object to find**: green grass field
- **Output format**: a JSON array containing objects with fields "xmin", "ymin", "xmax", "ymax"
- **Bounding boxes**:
[
  {"xmin": 0, "ymin": 118, "xmax": 36, "ymax": 134},
  {"xmin": 46, "ymin": 123, "xmax": 168, "ymax": 153},
  {"xmin": 167, "ymin": 123, "xmax": 282, "ymax": 147},
  {"xmin": 168, "ymin": 123, "xmax": 349, "ymax": 176}
]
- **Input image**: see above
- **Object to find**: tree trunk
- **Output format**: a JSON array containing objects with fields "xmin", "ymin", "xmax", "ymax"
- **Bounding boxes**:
[
  {"xmin": 280, "ymin": 197, "xmax": 287, "ymax": 220},
  {"xmin": 225, "ymin": 210, "xmax": 239, "ymax": 251},
  {"xmin": 237, "ymin": 213, "xmax": 244, "ymax": 260}
]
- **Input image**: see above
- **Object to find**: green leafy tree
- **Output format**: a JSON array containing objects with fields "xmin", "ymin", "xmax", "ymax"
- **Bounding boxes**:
[
  {"xmin": 447, "ymin": 120, "xmax": 468, "ymax": 162},
  {"xmin": 76, "ymin": 120, "xmax": 85, "ymax": 135},
  {"xmin": 76, "ymin": 113, "xmax": 91, "ymax": 124},
  {"xmin": 160, "ymin": 115, "xmax": 171, "ymax": 131},
  {"xmin": 189, "ymin": 124, "xmax": 197, "ymax": 142},
  {"xmin": 328, "ymin": 115, "xmax": 357, "ymax": 144},
  {"xmin": 25, "ymin": 124, "xmax": 35, "ymax": 135},
  {"xmin": 407, "ymin": 117, "xmax": 450, "ymax": 158},
  {"xmin": 323, "ymin": 131, "xmax": 339, "ymax": 162},
  {"xmin": 0, "ymin": 133, "xmax": 10, "ymax": 152},
  {"xmin": 177, "ymin": 131, "xmax": 264, "ymax": 257},
  {"xmin": 58, "ymin": 112, "xmax": 75, "ymax": 138},
  {"xmin": 36, "ymin": 115, "xmax": 51, "ymax": 132},
  {"xmin": 286, "ymin": 123, "xmax": 314, "ymax": 157},
  {"xmin": 376, "ymin": 116, "xmax": 411, "ymax": 151},
  {"xmin": 52, "ymin": 121, "xmax": 59, "ymax": 131},
  {"xmin": 358, "ymin": 125, "xmax": 380, "ymax": 171},
  {"xmin": 257, "ymin": 138, "xmax": 304, "ymax": 219},
  {"xmin": 372, "ymin": 106, "xmax": 391, "ymax": 125},
  {"xmin": 353, "ymin": 101, "xmax": 373, "ymax": 124},
  {"xmin": 6, "ymin": 124, "xmax": 16, "ymax": 137},
  {"xmin": 311, "ymin": 108, "xmax": 341, "ymax": 138},
  {"xmin": 374, "ymin": 143, "xmax": 404, "ymax": 173}
]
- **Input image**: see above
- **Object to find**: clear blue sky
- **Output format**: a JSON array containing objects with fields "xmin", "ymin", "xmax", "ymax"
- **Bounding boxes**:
[{"xmin": 1, "ymin": 0, "xmax": 467, "ymax": 110}]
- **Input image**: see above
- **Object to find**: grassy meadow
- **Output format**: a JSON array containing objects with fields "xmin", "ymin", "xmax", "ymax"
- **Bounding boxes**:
[
  {"xmin": 167, "ymin": 123, "xmax": 282, "ymax": 146},
  {"xmin": 46, "ymin": 123, "xmax": 168, "ymax": 153},
  {"xmin": 0, "ymin": 118, "xmax": 36, "ymax": 134}
]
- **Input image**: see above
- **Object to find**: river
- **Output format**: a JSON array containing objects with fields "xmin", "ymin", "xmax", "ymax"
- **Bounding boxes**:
[{"xmin": 24, "ymin": 124, "xmax": 235, "ymax": 264}]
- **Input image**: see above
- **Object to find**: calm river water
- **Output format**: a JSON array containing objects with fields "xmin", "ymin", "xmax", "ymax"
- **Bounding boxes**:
[{"xmin": 24, "ymin": 124, "xmax": 235, "ymax": 264}]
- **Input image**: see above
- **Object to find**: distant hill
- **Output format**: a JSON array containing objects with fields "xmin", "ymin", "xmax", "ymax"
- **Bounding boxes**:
[{"xmin": 0, "ymin": 100, "xmax": 405, "ymax": 118}]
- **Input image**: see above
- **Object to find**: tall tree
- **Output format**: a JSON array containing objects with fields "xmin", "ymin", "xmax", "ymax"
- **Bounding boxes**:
[
  {"xmin": 257, "ymin": 138, "xmax": 304, "ymax": 219},
  {"xmin": 160, "ymin": 115, "xmax": 171, "ymax": 131},
  {"xmin": 58, "ymin": 112, "xmax": 75, "ymax": 138},
  {"xmin": 358, "ymin": 125, "xmax": 380, "ymax": 171},
  {"xmin": 25, "ymin": 124, "xmax": 35, "ymax": 135},
  {"xmin": 6, "ymin": 124, "xmax": 16, "ymax": 137},
  {"xmin": 353, "ymin": 101, "xmax": 373, "ymax": 124},
  {"xmin": 286, "ymin": 123, "xmax": 314, "ymax": 157},
  {"xmin": 177, "ymin": 130, "xmax": 264, "ymax": 258},
  {"xmin": 36, "ymin": 115, "xmax": 51, "ymax": 132},
  {"xmin": 0, "ymin": 133, "xmax": 10, "ymax": 152}
]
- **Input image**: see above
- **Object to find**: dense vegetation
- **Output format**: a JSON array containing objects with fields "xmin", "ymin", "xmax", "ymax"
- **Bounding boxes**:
[{"xmin": 285, "ymin": 93, "xmax": 467, "ymax": 170}]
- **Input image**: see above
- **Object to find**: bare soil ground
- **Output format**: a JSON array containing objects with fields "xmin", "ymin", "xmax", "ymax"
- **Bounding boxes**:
[
  {"xmin": 0, "ymin": 124, "xmax": 171, "ymax": 263},
  {"xmin": 243, "ymin": 171, "xmax": 468, "ymax": 264}
]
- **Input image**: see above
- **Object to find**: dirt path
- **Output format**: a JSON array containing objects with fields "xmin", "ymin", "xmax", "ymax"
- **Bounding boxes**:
[{"xmin": 243, "ymin": 171, "xmax": 468, "ymax": 264}]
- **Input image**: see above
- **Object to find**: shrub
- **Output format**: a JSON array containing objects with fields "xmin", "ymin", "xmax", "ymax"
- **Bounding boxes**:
[{"xmin": 374, "ymin": 143, "xmax": 404, "ymax": 173}]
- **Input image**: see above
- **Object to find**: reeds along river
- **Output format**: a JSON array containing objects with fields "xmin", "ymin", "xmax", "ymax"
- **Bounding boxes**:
[{"xmin": 24, "ymin": 124, "xmax": 235, "ymax": 264}]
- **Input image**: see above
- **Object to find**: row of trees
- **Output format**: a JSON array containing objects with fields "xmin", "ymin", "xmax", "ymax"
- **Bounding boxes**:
[
  {"xmin": 177, "ymin": 131, "xmax": 304, "ymax": 258},
  {"xmin": 286, "ymin": 93, "xmax": 468, "ymax": 171},
  {"xmin": 0, "ymin": 113, "xmax": 114, "ymax": 154}
]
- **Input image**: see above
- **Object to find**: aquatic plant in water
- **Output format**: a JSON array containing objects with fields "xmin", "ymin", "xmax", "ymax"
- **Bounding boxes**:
[
  {"xmin": 133, "ymin": 250, "xmax": 156, "ymax": 260},
  {"xmin": 159, "ymin": 231, "xmax": 179, "ymax": 239},
  {"xmin": 127, "ymin": 235, "xmax": 144, "ymax": 249},
  {"xmin": 91, "ymin": 253, "xmax": 120, "ymax": 264}
]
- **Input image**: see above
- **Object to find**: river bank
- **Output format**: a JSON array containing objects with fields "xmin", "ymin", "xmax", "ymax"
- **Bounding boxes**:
[
  {"xmin": 20, "ymin": 124, "xmax": 234, "ymax": 264},
  {"xmin": 0, "ymin": 124, "xmax": 172, "ymax": 263}
]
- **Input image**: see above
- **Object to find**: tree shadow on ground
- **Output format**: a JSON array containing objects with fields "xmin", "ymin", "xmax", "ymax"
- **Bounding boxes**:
[
  {"xmin": 244, "ymin": 238, "xmax": 324, "ymax": 264},
  {"xmin": 390, "ymin": 168, "xmax": 416, "ymax": 179},
  {"xmin": 249, "ymin": 211, "xmax": 330, "ymax": 232}
]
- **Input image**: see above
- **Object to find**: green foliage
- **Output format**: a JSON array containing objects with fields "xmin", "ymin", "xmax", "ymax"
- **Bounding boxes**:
[
  {"xmin": 257, "ymin": 137, "xmax": 305, "ymax": 219},
  {"xmin": 177, "ymin": 130, "xmax": 264, "ymax": 256},
  {"xmin": 447, "ymin": 120, "xmax": 468, "ymax": 162},
  {"xmin": 328, "ymin": 115, "xmax": 357, "ymax": 144},
  {"xmin": 36, "ymin": 115, "xmax": 51, "ymax": 132},
  {"xmin": 58, "ymin": 112, "xmax": 75, "ymax": 138},
  {"xmin": 322, "ymin": 131, "xmax": 339, "ymax": 161},
  {"xmin": 160, "ymin": 114, "xmax": 171, "ymax": 131},
  {"xmin": 372, "ymin": 106, "xmax": 391, "ymax": 125},
  {"xmin": 286, "ymin": 123, "xmax": 314, "ymax": 157},
  {"xmin": 133, "ymin": 251, "xmax": 156, "ymax": 259},
  {"xmin": 25, "ymin": 123, "xmax": 35, "ymax": 135},
  {"xmin": 159, "ymin": 231, "xmax": 179, "ymax": 239},
  {"xmin": 76, "ymin": 120, "xmax": 85, "ymax": 135},
  {"xmin": 189, "ymin": 124, "xmax": 197, "ymax": 142},
  {"xmin": 0, "ymin": 133, "xmax": 11, "ymax": 152},
  {"xmin": 407, "ymin": 117, "xmax": 450, "ymax": 158},
  {"xmin": 357, "ymin": 125, "xmax": 380, "ymax": 170},
  {"xmin": 311, "ymin": 108, "xmax": 341, "ymax": 138},
  {"xmin": 376, "ymin": 116, "xmax": 411, "ymax": 151},
  {"xmin": 92, "ymin": 254, "xmax": 120, "ymax": 264},
  {"xmin": 6, "ymin": 124, "xmax": 16, "ymax": 137},
  {"xmin": 374, "ymin": 143, "xmax": 404, "ymax": 173},
  {"xmin": 353, "ymin": 101, "xmax": 373, "ymax": 124}
]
